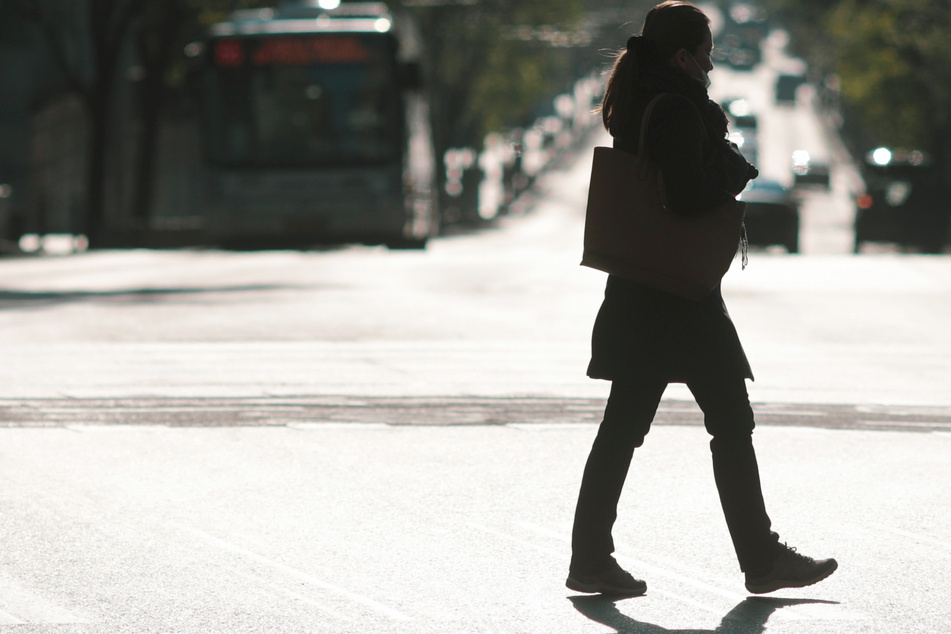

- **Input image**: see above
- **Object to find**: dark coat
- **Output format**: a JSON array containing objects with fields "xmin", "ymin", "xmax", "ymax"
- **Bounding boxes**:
[{"xmin": 586, "ymin": 62, "xmax": 755, "ymax": 383}]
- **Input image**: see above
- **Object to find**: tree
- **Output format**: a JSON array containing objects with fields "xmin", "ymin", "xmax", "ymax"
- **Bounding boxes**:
[
  {"xmin": 6, "ymin": 0, "xmax": 271, "ymax": 245},
  {"xmin": 827, "ymin": 0, "xmax": 951, "ymax": 156},
  {"xmin": 6, "ymin": 0, "xmax": 140, "ymax": 245},
  {"xmin": 407, "ymin": 0, "xmax": 586, "ymax": 150},
  {"xmin": 764, "ymin": 0, "xmax": 951, "ymax": 158},
  {"xmin": 130, "ymin": 0, "xmax": 273, "ymax": 224},
  {"xmin": 132, "ymin": 1, "xmax": 186, "ymax": 224}
]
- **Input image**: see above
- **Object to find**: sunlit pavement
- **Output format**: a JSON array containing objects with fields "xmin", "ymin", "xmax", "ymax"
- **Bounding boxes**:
[
  {"xmin": 4, "ymin": 39, "xmax": 951, "ymax": 634},
  {"xmin": 2, "ymin": 416, "xmax": 949, "ymax": 632},
  {"xmin": 3, "ymin": 132, "xmax": 951, "ymax": 411}
]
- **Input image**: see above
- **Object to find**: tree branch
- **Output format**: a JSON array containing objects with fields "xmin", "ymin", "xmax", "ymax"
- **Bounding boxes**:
[{"xmin": 7, "ymin": 0, "xmax": 91, "ymax": 101}]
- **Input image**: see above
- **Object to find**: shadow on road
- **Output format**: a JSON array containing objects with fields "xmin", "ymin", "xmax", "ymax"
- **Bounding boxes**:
[
  {"xmin": 0, "ymin": 284, "xmax": 300, "ymax": 308},
  {"xmin": 569, "ymin": 595, "xmax": 839, "ymax": 633}
]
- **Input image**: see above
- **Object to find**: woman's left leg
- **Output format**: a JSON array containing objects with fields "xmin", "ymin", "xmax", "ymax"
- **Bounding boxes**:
[{"xmin": 569, "ymin": 376, "xmax": 667, "ymax": 574}]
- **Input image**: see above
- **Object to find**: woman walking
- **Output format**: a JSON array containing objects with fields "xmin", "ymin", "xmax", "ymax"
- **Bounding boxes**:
[{"xmin": 567, "ymin": 1, "xmax": 837, "ymax": 596}]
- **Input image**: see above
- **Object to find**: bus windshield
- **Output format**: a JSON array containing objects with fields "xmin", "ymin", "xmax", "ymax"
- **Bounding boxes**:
[{"xmin": 205, "ymin": 33, "xmax": 401, "ymax": 167}]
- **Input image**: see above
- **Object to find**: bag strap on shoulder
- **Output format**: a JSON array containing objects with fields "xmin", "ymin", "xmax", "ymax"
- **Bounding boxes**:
[{"xmin": 637, "ymin": 93, "xmax": 670, "ymax": 158}]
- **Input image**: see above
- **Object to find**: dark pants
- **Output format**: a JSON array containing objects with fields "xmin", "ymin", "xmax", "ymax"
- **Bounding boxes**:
[{"xmin": 570, "ymin": 374, "xmax": 779, "ymax": 575}]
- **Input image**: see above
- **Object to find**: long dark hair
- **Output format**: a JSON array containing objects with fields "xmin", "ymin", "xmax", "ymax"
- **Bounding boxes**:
[{"xmin": 600, "ymin": 1, "xmax": 711, "ymax": 137}]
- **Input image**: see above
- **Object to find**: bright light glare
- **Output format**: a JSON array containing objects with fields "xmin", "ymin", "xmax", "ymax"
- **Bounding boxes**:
[
  {"xmin": 728, "ymin": 99, "xmax": 752, "ymax": 117},
  {"xmin": 375, "ymin": 17, "xmax": 392, "ymax": 32},
  {"xmin": 18, "ymin": 234, "xmax": 87, "ymax": 255},
  {"xmin": 872, "ymin": 147, "xmax": 893, "ymax": 166},
  {"xmin": 318, "ymin": 0, "xmax": 341, "ymax": 9},
  {"xmin": 19, "ymin": 234, "xmax": 41, "ymax": 253}
]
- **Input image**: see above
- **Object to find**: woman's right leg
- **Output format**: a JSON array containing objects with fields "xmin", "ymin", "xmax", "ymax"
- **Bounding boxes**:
[
  {"xmin": 687, "ymin": 373, "xmax": 838, "ymax": 592},
  {"xmin": 570, "ymin": 376, "xmax": 667, "ymax": 574},
  {"xmin": 685, "ymin": 373, "xmax": 778, "ymax": 574}
]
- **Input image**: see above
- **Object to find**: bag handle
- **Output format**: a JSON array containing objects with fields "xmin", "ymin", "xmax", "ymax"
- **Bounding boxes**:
[
  {"xmin": 635, "ymin": 93, "xmax": 669, "ymax": 184},
  {"xmin": 635, "ymin": 93, "xmax": 705, "ymax": 206},
  {"xmin": 636, "ymin": 93, "xmax": 669, "ymax": 159}
]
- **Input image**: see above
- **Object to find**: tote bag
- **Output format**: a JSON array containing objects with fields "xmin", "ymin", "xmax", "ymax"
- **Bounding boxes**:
[{"xmin": 581, "ymin": 94, "xmax": 746, "ymax": 302}]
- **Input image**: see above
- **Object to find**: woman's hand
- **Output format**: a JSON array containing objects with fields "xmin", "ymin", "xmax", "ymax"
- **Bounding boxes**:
[{"xmin": 720, "ymin": 140, "xmax": 757, "ymax": 194}]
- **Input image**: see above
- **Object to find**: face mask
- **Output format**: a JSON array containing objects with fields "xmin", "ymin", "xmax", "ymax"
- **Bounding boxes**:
[{"xmin": 687, "ymin": 52, "xmax": 711, "ymax": 90}]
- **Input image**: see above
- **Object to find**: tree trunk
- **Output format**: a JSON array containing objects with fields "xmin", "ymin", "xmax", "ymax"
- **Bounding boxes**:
[
  {"xmin": 133, "ymin": 2, "xmax": 183, "ymax": 224},
  {"xmin": 84, "ymin": 92, "xmax": 110, "ymax": 247},
  {"xmin": 84, "ymin": 0, "xmax": 139, "ymax": 247}
]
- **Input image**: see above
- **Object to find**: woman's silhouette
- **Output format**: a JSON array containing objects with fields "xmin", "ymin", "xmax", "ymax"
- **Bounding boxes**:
[{"xmin": 567, "ymin": 1, "xmax": 837, "ymax": 597}]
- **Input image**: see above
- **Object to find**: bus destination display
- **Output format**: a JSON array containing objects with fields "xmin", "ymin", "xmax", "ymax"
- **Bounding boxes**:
[{"xmin": 214, "ymin": 36, "xmax": 374, "ymax": 68}]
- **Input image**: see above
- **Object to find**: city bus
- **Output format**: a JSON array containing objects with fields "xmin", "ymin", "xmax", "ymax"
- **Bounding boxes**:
[{"xmin": 202, "ymin": 1, "xmax": 438, "ymax": 249}]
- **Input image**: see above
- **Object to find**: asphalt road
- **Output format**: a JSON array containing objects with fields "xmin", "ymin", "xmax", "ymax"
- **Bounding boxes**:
[
  {"xmin": 3, "ymin": 29, "xmax": 951, "ymax": 634},
  {"xmin": 2, "ymin": 417, "xmax": 950, "ymax": 633}
]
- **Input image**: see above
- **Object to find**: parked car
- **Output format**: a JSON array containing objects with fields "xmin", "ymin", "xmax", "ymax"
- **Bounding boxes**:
[
  {"xmin": 854, "ymin": 147, "xmax": 949, "ymax": 253},
  {"xmin": 738, "ymin": 178, "xmax": 800, "ymax": 253},
  {"xmin": 722, "ymin": 98, "xmax": 758, "ymax": 131},
  {"xmin": 723, "ymin": 99, "xmax": 759, "ymax": 164},
  {"xmin": 791, "ymin": 150, "xmax": 830, "ymax": 188}
]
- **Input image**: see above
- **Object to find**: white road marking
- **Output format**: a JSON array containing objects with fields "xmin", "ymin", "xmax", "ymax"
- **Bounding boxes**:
[
  {"xmin": 0, "ymin": 610, "xmax": 22, "ymax": 626},
  {"xmin": 65, "ymin": 424, "xmax": 169, "ymax": 433},
  {"xmin": 231, "ymin": 570, "xmax": 356, "ymax": 622},
  {"xmin": 289, "ymin": 422, "xmax": 389, "ymax": 430},
  {"xmin": 176, "ymin": 525, "xmax": 410, "ymax": 622},
  {"xmin": 755, "ymin": 410, "xmax": 829, "ymax": 417},
  {"xmin": 506, "ymin": 423, "xmax": 597, "ymax": 431},
  {"xmin": 469, "ymin": 523, "xmax": 565, "ymax": 559},
  {"xmin": 877, "ymin": 526, "xmax": 951, "ymax": 553},
  {"xmin": 0, "ymin": 569, "xmax": 89, "ymax": 624},
  {"xmin": 859, "ymin": 420, "xmax": 951, "ymax": 430}
]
